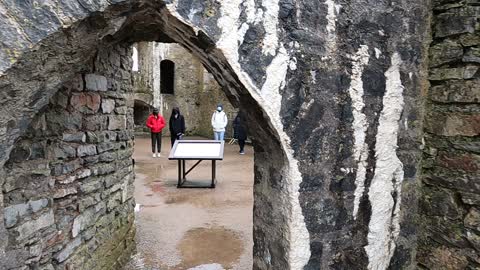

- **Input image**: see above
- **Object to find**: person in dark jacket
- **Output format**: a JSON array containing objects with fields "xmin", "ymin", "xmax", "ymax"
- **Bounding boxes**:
[
  {"xmin": 233, "ymin": 110, "xmax": 248, "ymax": 154},
  {"xmin": 146, "ymin": 108, "xmax": 166, "ymax": 158},
  {"xmin": 169, "ymin": 107, "xmax": 186, "ymax": 146}
]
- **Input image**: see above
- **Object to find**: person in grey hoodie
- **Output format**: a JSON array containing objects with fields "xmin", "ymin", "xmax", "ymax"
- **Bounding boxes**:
[{"xmin": 211, "ymin": 104, "xmax": 228, "ymax": 141}]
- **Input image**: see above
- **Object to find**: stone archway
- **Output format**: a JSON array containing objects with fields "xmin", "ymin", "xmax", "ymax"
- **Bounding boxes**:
[
  {"xmin": 0, "ymin": 0, "xmax": 433, "ymax": 269},
  {"xmin": 0, "ymin": 2, "xmax": 302, "ymax": 270}
]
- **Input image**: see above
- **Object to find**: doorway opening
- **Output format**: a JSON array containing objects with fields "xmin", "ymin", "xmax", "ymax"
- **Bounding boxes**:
[{"xmin": 128, "ymin": 42, "xmax": 254, "ymax": 269}]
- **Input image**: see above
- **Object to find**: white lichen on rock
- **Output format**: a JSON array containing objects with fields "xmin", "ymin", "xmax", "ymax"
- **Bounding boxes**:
[
  {"xmin": 365, "ymin": 52, "xmax": 405, "ymax": 270},
  {"xmin": 348, "ymin": 45, "xmax": 370, "ymax": 219}
]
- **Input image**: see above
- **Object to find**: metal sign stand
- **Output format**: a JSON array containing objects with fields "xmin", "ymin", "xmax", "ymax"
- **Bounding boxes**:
[
  {"xmin": 169, "ymin": 140, "xmax": 224, "ymax": 188},
  {"xmin": 177, "ymin": 159, "xmax": 216, "ymax": 188}
]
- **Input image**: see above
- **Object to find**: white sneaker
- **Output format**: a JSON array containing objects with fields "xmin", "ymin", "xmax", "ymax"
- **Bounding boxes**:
[
  {"xmin": 156, "ymin": 153, "xmax": 161, "ymax": 158},
  {"xmin": 152, "ymin": 153, "xmax": 156, "ymax": 158}
]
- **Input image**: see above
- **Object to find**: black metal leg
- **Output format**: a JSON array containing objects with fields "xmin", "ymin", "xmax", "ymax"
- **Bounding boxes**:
[
  {"xmin": 177, "ymin": 160, "xmax": 181, "ymax": 188},
  {"xmin": 211, "ymin": 160, "xmax": 216, "ymax": 188},
  {"xmin": 182, "ymin": 160, "xmax": 186, "ymax": 181}
]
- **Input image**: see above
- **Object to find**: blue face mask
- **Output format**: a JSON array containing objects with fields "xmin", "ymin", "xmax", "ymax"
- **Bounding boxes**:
[{"xmin": 217, "ymin": 107, "xmax": 222, "ymax": 112}]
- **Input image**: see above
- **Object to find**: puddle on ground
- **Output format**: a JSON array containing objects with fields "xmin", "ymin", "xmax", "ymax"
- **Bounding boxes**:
[{"xmin": 176, "ymin": 227, "xmax": 244, "ymax": 269}]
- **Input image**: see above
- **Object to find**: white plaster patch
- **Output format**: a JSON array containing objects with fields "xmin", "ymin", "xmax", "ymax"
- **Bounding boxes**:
[
  {"xmin": 169, "ymin": 2, "xmax": 312, "ymax": 267},
  {"xmin": 261, "ymin": 0, "xmax": 280, "ymax": 56},
  {"xmin": 216, "ymin": 0, "xmax": 243, "ymax": 62},
  {"xmin": 324, "ymin": 0, "xmax": 342, "ymax": 56},
  {"xmin": 374, "ymin": 48, "xmax": 382, "ymax": 59},
  {"xmin": 132, "ymin": 46, "xmax": 139, "ymax": 72},
  {"xmin": 348, "ymin": 45, "xmax": 370, "ymax": 219},
  {"xmin": 365, "ymin": 53, "xmax": 405, "ymax": 270}
]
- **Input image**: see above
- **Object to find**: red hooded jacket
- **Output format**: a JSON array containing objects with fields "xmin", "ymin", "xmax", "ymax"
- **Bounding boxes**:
[{"xmin": 146, "ymin": 114, "xmax": 166, "ymax": 133}]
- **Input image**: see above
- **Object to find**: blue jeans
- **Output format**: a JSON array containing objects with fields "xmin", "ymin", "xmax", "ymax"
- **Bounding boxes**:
[{"xmin": 214, "ymin": 131, "xmax": 225, "ymax": 141}]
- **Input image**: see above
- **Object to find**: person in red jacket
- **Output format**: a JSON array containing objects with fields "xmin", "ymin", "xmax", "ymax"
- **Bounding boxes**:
[{"xmin": 146, "ymin": 108, "xmax": 166, "ymax": 157}]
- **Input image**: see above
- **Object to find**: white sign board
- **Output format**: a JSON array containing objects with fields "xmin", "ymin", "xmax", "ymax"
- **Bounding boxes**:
[{"xmin": 169, "ymin": 140, "xmax": 224, "ymax": 160}]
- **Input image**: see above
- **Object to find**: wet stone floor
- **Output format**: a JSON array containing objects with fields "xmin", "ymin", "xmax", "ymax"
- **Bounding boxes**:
[{"xmin": 124, "ymin": 136, "xmax": 253, "ymax": 270}]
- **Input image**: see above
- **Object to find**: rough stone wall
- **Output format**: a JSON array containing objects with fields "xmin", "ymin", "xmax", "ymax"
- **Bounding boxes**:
[
  {"xmin": 418, "ymin": 1, "xmax": 480, "ymax": 269},
  {"xmin": 1, "ymin": 44, "xmax": 136, "ymax": 270},
  {"xmin": 135, "ymin": 42, "xmax": 236, "ymax": 138},
  {"xmin": 0, "ymin": 1, "xmax": 434, "ymax": 269}
]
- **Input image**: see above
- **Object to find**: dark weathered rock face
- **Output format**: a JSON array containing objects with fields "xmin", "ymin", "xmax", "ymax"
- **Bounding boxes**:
[
  {"xmin": 418, "ymin": 1, "xmax": 480, "ymax": 269},
  {"xmin": 0, "ymin": 0, "xmax": 443, "ymax": 269}
]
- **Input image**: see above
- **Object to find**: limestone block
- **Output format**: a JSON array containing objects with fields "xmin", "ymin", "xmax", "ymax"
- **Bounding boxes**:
[
  {"xmin": 85, "ymin": 74, "xmax": 107, "ymax": 91},
  {"xmin": 53, "ymin": 187, "xmax": 77, "ymax": 199},
  {"xmin": 465, "ymin": 208, "xmax": 480, "ymax": 231},
  {"xmin": 91, "ymin": 163, "xmax": 116, "ymax": 176},
  {"xmin": 429, "ymin": 40, "xmax": 463, "ymax": 67},
  {"xmin": 463, "ymin": 47, "xmax": 480, "ymax": 63},
  {"xmin": 430, "ymin": 79, "xmax": 480, "ymax": 103},
  {"xmin": 108, "ymin": 115, "xmax": 126, "ymax": 130},
  {"xmin": 427, "ymin": 113, "xmax": 480, "ymax": 137},
  {"xmin": 459, "ymin": 33, "xmax": 480, "ymax": 47},
  {"xmin": 72, "ymin": 209, "xmax": 96, "ymax": 238},
  {"xmin": 70, "ymin": 92, "xmax": 101, "ymax": 114},
  {"xmin": 461, "ymin": 192, "xmax": 480, "ymax": 206},
  {"xmin": 54, "ymin": 236, "xmax": 82, "ymax": 263},
  {"xmin": 14, "ymin": 210, "xmax": 54, "ymax": 241},
  {"xmin": 62, "ymin": 132, "xmax": 86, "ymax": 143},
  {"xmin": 101, "ymin": 99, "xmax": 115, "ymax": 114},
  {"xmin": 79, "ymin": 179, "xmax": 104, "ymax": 194},
  {"xmin": 77, "ymin": 144, "xmax": 97, "ymax": 157},
  {"xmin": 107, "ymin": 192, "xmax": 122, "ymax": 211},
  {"xmin": 70, "ymin": 75, "xmax": 84, "ymax": 92},
  {"xmin": 29, "ymin": 199, "xmax": 49, "ymax": 213},
  {"xmin": 79, "ymin": 196, "xmax": 97, "ymax": 212},
  {"xmin": 435, "ymin": 10, "xmax": 477, "ymax": 38},
  {"xmin": 4, "ymin": 203, "xmax": 29, "ymax": 228},
  {"xmin": 99, "ymin": 152, "xmax": 116, "ymax": 162},
  {"xmin": 83, "ymin": 115, "xmax": 108, "ymax": 131},
  {"xmin": 115, "ymin": 106, "xmax": 128, "ymax": 115},
  {"xmin": 58, "ymin": 168, "xmax": 91, "ymax": 184},
  {"xmin": 429, "ymin": 66, "xmax": 479, "ymax": 80}
]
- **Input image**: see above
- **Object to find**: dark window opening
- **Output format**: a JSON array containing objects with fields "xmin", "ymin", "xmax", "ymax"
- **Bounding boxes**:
[{"xmin": 160, "ymin": 60, "xmax": 175, "ymax": 94}]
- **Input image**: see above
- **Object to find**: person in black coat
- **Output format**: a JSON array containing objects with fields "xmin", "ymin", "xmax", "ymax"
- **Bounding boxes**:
[
  {"xmin": 169, "ymin": 107, "xmax": 185, "ymax": 146},
  {"xmin": 233, "ymin": 110, "xmax": 248, "ymax": 154}
]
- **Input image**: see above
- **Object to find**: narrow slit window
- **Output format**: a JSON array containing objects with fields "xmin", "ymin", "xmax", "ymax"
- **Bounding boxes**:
[{"xmin": 160, "ymin": 60, "xmax": 175, "ymax": 94}]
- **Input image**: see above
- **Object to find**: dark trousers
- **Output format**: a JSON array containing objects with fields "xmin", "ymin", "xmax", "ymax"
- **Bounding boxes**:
[
  {"xmin": 239, "ymin": 139, "xmax": 245, "ymax": 152},
  {"xmin": 151, "ymin": 132, "xmax": 162, "ymax": 153}
]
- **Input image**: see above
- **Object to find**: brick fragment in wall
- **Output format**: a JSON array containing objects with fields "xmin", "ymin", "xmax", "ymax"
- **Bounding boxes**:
[
  {"xmin": 70, "ymin": 92, "xmax": 101, "ymax": 114},
  {"xmin": 425, "ymin": 112, "xmax": 480, "ymax": 137},
  {"xmin": 85, "ymin": 74, "xmax": 108, "ymax": 91}
]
